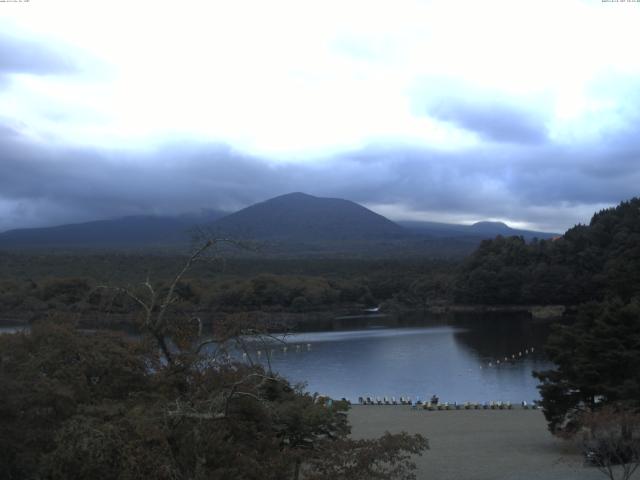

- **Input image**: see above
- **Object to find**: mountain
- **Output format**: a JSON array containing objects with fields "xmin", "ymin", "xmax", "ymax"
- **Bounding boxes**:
[
  {"xmin": 398, "ymin": 220, "xmax": 557, "ymax": 240},
  {"xmin": 209, "ymin": 192, "xmax": 406, "ymax": 241},
  {"xmin": 0, "ymin": 193, "xmax": 557, "ymax": 254},
  {"xmin": 0, "ymin": 211, "xmax": 225, "ymax": 249}
]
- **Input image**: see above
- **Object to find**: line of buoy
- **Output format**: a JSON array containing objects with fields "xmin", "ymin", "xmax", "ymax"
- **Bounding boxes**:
[
  {"xmin": 236, "ymin": 343, "xmax": 313, "ymax": 361},
  {"xmin": 240, "ymin": 343, "xmax": 313, "ymax": 356},
  {"xmin": 485, "ymin": 346, "xmax": 537, "ymax": 368}
]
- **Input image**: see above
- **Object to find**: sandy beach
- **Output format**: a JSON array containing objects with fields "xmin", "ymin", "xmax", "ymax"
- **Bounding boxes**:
[{"xmin": 348, "ymin": 406, "xmax": 606, "ymax": 480}]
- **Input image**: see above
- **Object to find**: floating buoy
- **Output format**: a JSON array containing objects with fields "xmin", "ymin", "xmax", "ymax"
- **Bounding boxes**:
[
  {"xmin": 531, "ymin": 347, "xmax": 535, "ymax": 352},
  {"xmin": 257, "ymin": 350, "xmax": 261, "ymax": 356},
  {"xmin": 283, "ymin": 346, "xmax": 287, "ymax": 353},
  {"xmin": 496, "ymin": 360, "xmax": 500, "ymax": 365}
]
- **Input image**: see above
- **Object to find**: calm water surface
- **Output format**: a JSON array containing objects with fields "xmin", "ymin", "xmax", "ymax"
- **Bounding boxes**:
[
  {"xmin": 1, "ymin": 315, "xmax": 556, "ymax": 404},
  {"xmin": 242, "ymin": 317, "xmax": 554, "ymax": 404}
]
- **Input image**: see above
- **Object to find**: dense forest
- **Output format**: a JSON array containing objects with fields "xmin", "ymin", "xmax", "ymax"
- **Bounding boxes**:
[
  {"xmin": 455, "ymin": 198, "xmax": 640, "ymax": 305},
  {"xmin": 534, "ymin": 298, "xmax": 640, "ymax": 433},
  {"xmin": 0, "ymin": 255, "xmax": 455, "ymax": 328}
]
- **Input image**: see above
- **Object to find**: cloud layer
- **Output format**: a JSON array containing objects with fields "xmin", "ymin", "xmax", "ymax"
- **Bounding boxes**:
[
  {"xmin": 1, "ymin": 118, "xmax": 638, "ymax": 233},
  {"xmin": 0, "ymin": 1, "xmax": 639, "ymax": 234},
  {"xmin": 0, "ymin": 31, "xmax": 75, "ymax": 76}
]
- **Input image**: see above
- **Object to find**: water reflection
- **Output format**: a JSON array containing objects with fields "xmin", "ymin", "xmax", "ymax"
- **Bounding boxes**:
[
  {"xmin": 237, "ymin": 316, "xmax": 554, "ymax": 404},
  {"xmin": 0, "ymin": 325, "xmax": 28, "ymax": 334}
]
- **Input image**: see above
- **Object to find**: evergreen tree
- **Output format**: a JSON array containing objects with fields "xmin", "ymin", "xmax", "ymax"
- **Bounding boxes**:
[
  {"xmin": 455, "ymin": 197, "xmax": 640, "ymax": 305},
  {"xmin": 534, "ymin": 299, "xmax": 640, "ymax": 435}
]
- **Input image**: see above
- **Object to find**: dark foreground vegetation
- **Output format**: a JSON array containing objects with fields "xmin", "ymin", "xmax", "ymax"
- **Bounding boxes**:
[
  {"xmin": 0, "ymin": 320, "xmax": 427, "ymax": 480},
  {"xmin": 535, "ymin": 299, "xmax": 640, "ymax": 432},
  {"xmin": 0, "ymin": 241, "xmax": 427, "ymax": 480}
]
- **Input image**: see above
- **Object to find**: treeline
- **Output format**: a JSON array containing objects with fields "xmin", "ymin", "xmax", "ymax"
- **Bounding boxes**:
[
  {"xmin": 454, "ymin": 198, "xmax": 640, "ymax": 305},
  {"xmin": 0, "ymin": 252, "xmax": 458, "ymax": 282},
  {"xmin": 0, "ymin": 260, "xmax": 456, "ymax": 322}
]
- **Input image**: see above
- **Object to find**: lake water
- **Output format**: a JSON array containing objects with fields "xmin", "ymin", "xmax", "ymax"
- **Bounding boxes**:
[
  {"xmin": 238, "ymin": 315, "xmax": 555, "ymax": 404},
  {"xmin": 1, "ymin": 314, "xmax": 557, "ymax": 404},
  {"xmin": 0, "ymin": 325, "xmax": 27, "ymax": 334}
]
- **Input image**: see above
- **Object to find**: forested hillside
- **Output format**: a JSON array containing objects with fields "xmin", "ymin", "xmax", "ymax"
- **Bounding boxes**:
[
  {"xmin": 0, "ymin": 255, "xmax": 456, "ymax": 328},
  {"xmin": 455, "ymin": 198, "xmax": 640, "ymax": 305}
]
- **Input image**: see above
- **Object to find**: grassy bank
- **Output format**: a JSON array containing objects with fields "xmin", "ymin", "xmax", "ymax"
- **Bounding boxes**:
[{"xmin": 348, "ymin": 406, "xmax": 603, "ymax": 480}]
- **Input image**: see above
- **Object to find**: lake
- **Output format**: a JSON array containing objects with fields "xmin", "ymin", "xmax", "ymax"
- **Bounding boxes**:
[
  {"xmin": 1, "ymin": 313, "xmax": 557, "ymax": 404},
  {"xmin": 235, "ymin": 314, "xmax": 555, "ymax": 404}
]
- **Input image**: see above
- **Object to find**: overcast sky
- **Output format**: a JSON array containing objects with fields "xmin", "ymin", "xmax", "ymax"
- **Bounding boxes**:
[{"xmin": 1, "ymin": 0, "xmax": 639, "ymax": 233}]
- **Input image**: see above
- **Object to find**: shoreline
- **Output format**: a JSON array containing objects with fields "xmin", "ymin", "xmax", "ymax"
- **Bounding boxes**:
[{"xmin": 0, "ymin": 303, "xmax": 567, "ymax": 331}]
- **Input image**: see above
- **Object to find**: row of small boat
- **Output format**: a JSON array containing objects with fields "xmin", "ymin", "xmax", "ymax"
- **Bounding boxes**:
[
  {"xmin": 359, "ymin": 396, "xmax": 414, "ymax": 405},
  {"xmin": 421, "ymin": 401, "xmax": 520, "ymax": 410},
  {"xmin": 358, "ymin": 397, "xmax": 539, "ymax": 409}
]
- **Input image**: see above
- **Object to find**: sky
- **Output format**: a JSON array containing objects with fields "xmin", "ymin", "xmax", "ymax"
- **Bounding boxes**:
[{"xmin": 1, "ymin": 0, "xmax": 639, "ymax": 233}]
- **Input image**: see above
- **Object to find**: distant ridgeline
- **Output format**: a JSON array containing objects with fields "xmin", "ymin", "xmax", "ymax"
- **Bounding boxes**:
[
  {"xmin": 0, "ymin": 192, "xmax": 555, "ymax": 257},
  {"xmin": 454, "ymin": 197, "xmax": 640, "ymax": 305}
]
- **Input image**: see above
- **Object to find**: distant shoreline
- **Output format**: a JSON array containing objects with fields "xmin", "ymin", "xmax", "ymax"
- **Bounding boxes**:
[{"xmin": 0, "ymin": 304, "xmax": 567, "ymax": 331}]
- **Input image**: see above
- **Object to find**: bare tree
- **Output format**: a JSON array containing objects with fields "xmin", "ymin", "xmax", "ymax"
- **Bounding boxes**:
[
  {"xmin": 104, "ymin": 237, "xmax": 296, "ymax": 417},
  {"xmin": 97, "ymin": 237, "xmax": 427, "ymax": 479},
  {"xmin": 103, "ymin": 237, "xmax": 253, "ymax": 365},
  {"xmin": 582, "ymin": 406, "xmax": 640, "ymax": 480}
]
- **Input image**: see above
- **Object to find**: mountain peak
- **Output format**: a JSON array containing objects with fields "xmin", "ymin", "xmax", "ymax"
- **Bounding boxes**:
[
  {"xmin": 470, "ymin": 221, "xmax": 511, "ymax": 232},
  {"xmin": 276, "ymin": 192, "xmax": 315, "ymax": 199},
  {"xmin": 210, "ymin": 193, "xmax": 404, "ymax": 240},
  {"xmin": 264, "ymin": 192, "xmax": 317, "ymax": 203}
]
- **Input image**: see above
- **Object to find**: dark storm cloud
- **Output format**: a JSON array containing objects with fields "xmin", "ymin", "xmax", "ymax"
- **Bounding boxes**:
[
  {"xmin": 1, "ymin": 115, "xmax": 638, "ymax": 233},
  {"xmin": 0, "ymin": 31, "xmax": 75, "ymax": 75},
  {"xmin": 0, "ymin": 133, "xmax": 405, "ymax": 231},
  {"xmin": 428, "ymin": 99, "xmax": 548, "ymax": 144},
  {"xmin": 411, "ymin": 79, "xmax": 550, "ymax": 145},
  {"xmin": 320, "ymin": 135, "xmax": 640, "ymax": 231},
  {"xmin": 503, "ymin": 101, "xmax": 640, "ymax": 212},
  {"xmin": 0, "ymin": 130, "xmax": 299, "ymax": 230}
]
